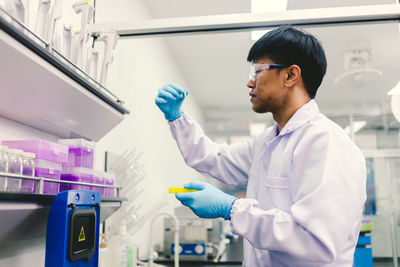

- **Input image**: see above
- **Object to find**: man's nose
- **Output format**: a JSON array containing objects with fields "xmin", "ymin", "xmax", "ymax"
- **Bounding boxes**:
[{"xmin": 247, "ymin": 79, "xmax": 255, "ymax": 89}]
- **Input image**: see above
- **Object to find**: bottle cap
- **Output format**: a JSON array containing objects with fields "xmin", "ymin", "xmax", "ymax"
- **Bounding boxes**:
[
  {"xmin": 7, "ymin": 148, "xmax": 23, "ymax": 155},
  {"xmin": 23, "ymin": 152, "xmax": 36, "ymax": 159}
]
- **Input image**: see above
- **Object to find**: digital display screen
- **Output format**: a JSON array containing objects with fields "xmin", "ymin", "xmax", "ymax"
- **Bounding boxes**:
[{"xmin": 69, "ymin": 209, "xmax": 96, "ymax": 261}]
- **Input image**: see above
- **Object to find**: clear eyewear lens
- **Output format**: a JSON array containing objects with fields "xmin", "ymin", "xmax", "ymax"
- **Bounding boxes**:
[
  {"xmin": 249, "ymin": 64, "xmax": 290, "ymax": 81},
  {"xmin": 249, "ymin": 66, "xmax": 256, "ymax": 81},
  {"xmin": 249, "ymin": 64, "xmax": 266, "ymax": 81}
]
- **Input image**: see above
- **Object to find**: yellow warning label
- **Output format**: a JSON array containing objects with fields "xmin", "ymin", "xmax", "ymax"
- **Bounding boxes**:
[{"xmin": 78, "ymin": 226, "xmax": 86, "ymax": 242}]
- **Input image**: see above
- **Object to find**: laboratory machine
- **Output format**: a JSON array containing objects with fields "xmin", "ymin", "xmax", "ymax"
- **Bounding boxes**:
[
  {"xmin": 45, "ymin": 190, "xmax": 101, "ymax": 267},
  {"xmin": 163, "ymin": 206, "xmax": 230, "ymax": 261}
]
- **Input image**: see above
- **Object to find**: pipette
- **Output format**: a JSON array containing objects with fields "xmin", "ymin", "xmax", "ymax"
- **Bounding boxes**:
[
  {"xmin": 46, "ymin": 0, "xmax": 63, "ymax": 48},
  {"xmin": 34, "ymin": 0, "xmax": 50, "ymax": 39}
]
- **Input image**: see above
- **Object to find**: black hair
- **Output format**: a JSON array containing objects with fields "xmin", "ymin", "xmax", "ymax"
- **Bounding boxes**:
[{"xmin": 247, "ymin": 26, "xmax": 327, "ymax": 99}]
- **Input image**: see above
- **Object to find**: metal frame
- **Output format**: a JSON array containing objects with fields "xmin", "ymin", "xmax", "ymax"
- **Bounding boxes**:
[
  {"xmin": 0, "ymin": 172, "xmax": 121, "ymax": 197},
  {"xmin": 363, "ymin": 149, "xmax": 400, "ymax": 267},
  {"xmin": 90, "ymin": 4, "xmax": 400, "ymax": 37}
]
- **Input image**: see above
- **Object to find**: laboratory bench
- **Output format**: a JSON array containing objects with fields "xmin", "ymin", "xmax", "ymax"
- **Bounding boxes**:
[
  {"xmin": 154, "ymin": 260, "xmax": 242, "ymax": 266},
  {"xmin": 154, "ymin": 236, "xmax": 244, "ymax": 267}
]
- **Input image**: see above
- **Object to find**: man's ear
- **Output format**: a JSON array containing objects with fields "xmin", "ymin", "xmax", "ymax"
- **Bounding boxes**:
[{"xmin": 285, "ymin": 65, "xmax": 301, "ymax": 87}]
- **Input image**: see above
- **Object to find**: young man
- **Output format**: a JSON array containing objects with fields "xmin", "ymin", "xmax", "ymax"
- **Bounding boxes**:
[{"xmin": 155, "ymin": 26, "xmax": 366, "ymax": 266}]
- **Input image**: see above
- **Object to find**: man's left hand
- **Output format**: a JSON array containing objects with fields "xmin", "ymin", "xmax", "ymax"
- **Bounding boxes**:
[{"xmin": 176, "ymin": 181, "xmax": 237, "ymax": 220}]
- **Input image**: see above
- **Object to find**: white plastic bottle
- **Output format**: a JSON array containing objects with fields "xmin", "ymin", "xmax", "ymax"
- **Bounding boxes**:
[
  {"xmin": 120, "ymin": 225, "xmax": 136, "ymax": 267},
  {"xmin": 108, "ymin": 226, "xmax": 137, "ymax": 267},
  {"xmin": 108, "ymin": 231, "xmax": 122, "ymax": 267},
  {"xmin": 99, "ymin": 233, "xmax": 111, "ymax": 267}
]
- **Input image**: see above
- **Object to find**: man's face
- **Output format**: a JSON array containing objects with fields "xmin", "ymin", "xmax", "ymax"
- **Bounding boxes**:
[{"xmin": 247, "ymin": 57, "xmax": 289, "ymax": 114}]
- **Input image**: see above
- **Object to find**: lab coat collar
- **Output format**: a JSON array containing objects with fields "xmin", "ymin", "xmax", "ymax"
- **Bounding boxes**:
[
  {"xmin": 265, "ymin": 99, "xmax": 319, "ymax": 142},
  {"xmin": 279, "ymin": 99, "xmax": 319, "ymax": 136}
]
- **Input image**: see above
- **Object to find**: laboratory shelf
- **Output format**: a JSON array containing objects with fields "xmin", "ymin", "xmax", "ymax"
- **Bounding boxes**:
[
  {"xmin": 0, "ymin": 192, "xmax": 127, "ymax": 246},
  {"xmin": 0, "ymin": 11, "xmax": 129, "ymax": 141}
]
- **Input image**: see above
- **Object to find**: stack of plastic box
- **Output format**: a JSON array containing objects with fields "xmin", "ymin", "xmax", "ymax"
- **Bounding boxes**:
[
  {"xmin": 60, "ymin": 167, "xmax": 93, "ymax": 191},
  {"xmin": 103, "ymin": 172, "xmax": 115, "ymax": 197},
  {"xmin": 91, "ymin": 170, "xmax": 105, "ymax": 196},
  {"xmin": 59, "ymin": 139, "xmax": 114, "ymax": 197},
  {"xmin": 59, "ymin": 139, "xmax": 95, "ymax": 192},
  {"xmin": 2, "ymin": 140, "xmax": 68, "ymax": 194},
  {"xmin": 59, "ymin": 139, "xmax": 95, "ymax": 169}
]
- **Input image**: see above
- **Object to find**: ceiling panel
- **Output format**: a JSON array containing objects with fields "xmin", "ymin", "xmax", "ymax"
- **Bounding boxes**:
[{"xmin": 142, "ymin": 0, "xmax": 250, "ymax": 19}]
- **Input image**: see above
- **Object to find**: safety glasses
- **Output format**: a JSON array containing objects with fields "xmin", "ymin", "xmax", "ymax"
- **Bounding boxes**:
[{"xmin": 249, "ymin": 63, "xmax": 290, "ymax": 81}]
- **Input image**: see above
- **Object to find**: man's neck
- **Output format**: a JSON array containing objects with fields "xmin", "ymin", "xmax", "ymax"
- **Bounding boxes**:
[{"xmin": 274, "ymin": 97, "xmax": 311, "ymax": 132}]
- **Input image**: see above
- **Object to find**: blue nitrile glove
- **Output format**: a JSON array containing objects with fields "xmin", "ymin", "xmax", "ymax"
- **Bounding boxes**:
[
  {"xmin": 155, "ymin": 83, "xmax": 188, "ymax": 121},
  {"xmin": 176, "ymin": 181, "xmax": 237, "ymax": 220}
]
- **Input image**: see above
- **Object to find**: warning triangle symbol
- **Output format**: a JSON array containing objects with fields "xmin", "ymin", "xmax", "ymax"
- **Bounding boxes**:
[{"xmin": 78, "ymin": 226, "xmax": 86, "ymax": 242}]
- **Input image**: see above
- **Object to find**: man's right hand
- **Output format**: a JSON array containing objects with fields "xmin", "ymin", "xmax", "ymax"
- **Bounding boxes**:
[{"xmin": 155, "ymin": 84, "xmax": 188, "ymax": 121}]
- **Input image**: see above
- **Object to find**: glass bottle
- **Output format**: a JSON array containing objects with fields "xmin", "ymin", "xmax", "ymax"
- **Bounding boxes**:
[
  {"xmin": 6, "ymin": 148, "xmax": 23, "ymax": 192},
  {"xmin": 21, "ymin": 152, "xmax": 35, "ymax": 193},
  {"xmin": 0, "ymin": 145, "xmax": 8, "ymax": 192}
]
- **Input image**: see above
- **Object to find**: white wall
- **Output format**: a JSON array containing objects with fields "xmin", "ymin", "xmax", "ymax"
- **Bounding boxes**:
[
  {"xmin": 0, "ymin": 117, "xmax": 59, "ymax": 266},
  {"xmin": 94, "ymin": 0, "xmax": 206, "ymax": 259}
]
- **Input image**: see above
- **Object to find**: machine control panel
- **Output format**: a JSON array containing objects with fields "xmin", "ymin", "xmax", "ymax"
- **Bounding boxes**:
[{"xmin": 171, "ymin": 243, "xmax": 206, "ymax": 256}]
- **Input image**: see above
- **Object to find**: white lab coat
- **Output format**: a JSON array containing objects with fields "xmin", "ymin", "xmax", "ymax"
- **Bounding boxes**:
[{"xmin": 168, "ymin": 100, "xmax": 366, "ymax": 267}]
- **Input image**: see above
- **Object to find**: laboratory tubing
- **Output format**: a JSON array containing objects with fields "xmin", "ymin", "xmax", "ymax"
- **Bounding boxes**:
[
  {"xmin": 2, "ymin": 139, "xmax": 68, "ymax": 194},
  {"xmin": 60, "ymin": 167, "xmax": 94, "ymax": 191},
  {"xmin": 58, "ymin": 138, "xmax": 95, "ymax": 168},
  {"xmin": 0, "ymin": 145, "xmax": 9, "ymax": 191},
  {"xmin": 21, "ymin": 151, "xmax": 35, "ymax": 193},
  {"xmin": 6, "ymin": 148, "xmax": 23, "ymax": 192},
  {"xmin": 149, "ymin": 212, "xmax": 180, "ymax": 267}
]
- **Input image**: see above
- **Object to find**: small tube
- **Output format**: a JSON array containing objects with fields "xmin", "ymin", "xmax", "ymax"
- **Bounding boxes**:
[{"xmin": 168, "ymin": 187, "xmax": 199, "ymax": 193}]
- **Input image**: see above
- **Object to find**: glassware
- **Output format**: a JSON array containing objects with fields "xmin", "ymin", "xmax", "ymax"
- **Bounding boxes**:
[
  {"xmin": 6, "ymin": 148, "xmax": 23, "ymax": 192},
  {"xmin": 21, "ymin": 152, "xmax": 35, "ymax": 193},
  {"xmin": 0, "ymin": 145, "xmax": 9, "ymax": 191}
]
